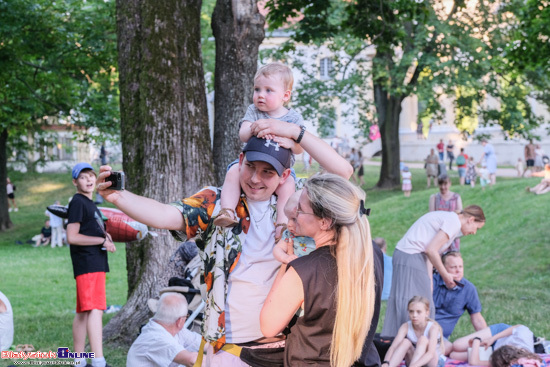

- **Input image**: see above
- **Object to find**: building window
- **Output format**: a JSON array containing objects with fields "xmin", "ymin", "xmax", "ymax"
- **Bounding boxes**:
[
  {"xmin": 319, "ymin": 57, "xmax": 333, "ymax": 80},
  {"xmin": 57, "ymin": 136, "xmax": 74, "ymax": 161}
]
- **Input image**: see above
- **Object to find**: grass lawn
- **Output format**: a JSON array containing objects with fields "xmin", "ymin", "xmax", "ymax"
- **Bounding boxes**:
[{"xmin": 1, "ymin": 163, "xmax": 549, "ymax": 367}]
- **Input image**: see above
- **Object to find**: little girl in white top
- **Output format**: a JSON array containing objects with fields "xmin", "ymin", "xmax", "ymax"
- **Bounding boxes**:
[
  {"xmin": 383, "ymin": 296, "xmax": 445, "ymax": 367},
  {"xmin": 401, "ymin": 166, "xmax": 412, "ymax": 197}
]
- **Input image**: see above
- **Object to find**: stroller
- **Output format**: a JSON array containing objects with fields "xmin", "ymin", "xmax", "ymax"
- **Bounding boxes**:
[{"xmin": 149, "ymin": 241, "xmax": 205, "ymax": 333}]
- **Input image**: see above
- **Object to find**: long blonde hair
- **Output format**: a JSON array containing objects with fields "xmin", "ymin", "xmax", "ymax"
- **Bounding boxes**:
[{"xmin": 304, "ymin": 174, "xmax": 375, "ymax": 367}]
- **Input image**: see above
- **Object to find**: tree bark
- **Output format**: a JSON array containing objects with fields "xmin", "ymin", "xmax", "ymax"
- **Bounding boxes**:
[
  {"xmin": 211, "ymin": 0, "xmax": 265, "ymax": 185},
  {"xmin": 374, "ymin": 82, "xmax": 403, "ymax": 189},
  {"xmin": 0, "ymin": 128, "xmax": 13, "ymax": 231},
  {"xmin": 104, "ymin": 0, "xmax": 214, "ymax": 345}
]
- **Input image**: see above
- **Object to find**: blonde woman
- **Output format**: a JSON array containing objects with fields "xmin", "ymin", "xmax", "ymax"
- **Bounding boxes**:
[{"xmin": 260, "ymin": 173, "xmax": 375, "ymax": 367}]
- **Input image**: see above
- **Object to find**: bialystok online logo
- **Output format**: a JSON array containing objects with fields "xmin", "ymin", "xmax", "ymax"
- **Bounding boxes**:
[
  {"xmin": 2, "ymin": 348, "xmax": 95, "ymax": 360},
  {"xmin": 57, "ymin": 348, "xmax": 95, "ymax": 359}
]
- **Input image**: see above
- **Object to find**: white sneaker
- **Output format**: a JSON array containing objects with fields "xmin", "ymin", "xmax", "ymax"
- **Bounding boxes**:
[
  {"xmin": 14, "ymin": 208, "xmax": 18, "ymax": 212},
  {"xmin": 8, "ymin": 208, "xmax": 12, "ymax": 212}
]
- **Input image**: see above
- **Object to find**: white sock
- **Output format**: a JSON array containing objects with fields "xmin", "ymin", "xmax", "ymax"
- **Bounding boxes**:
[
  {"xmin": 91, "ymin": 356, "xmax": 106, "ymax": 367},
  {"xmin": 74, "ymin": 358, "xmax": 87, "ymax": 367}
]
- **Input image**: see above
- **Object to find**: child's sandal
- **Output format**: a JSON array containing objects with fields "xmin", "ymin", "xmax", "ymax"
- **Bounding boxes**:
[{"xmin": 213, "ymin": 208, "xmax": 239, "ymax": 227}]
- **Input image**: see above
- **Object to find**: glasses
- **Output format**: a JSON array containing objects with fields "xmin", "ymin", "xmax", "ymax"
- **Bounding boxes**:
[{"xmin": 296, "ymin": 209, "xmax": 315, "ymax": 216}]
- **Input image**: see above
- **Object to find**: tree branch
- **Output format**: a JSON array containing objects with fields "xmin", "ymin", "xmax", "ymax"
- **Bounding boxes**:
[{"xmin": 15, "ymin": 76, "xmax": 66, "ymax": 112}]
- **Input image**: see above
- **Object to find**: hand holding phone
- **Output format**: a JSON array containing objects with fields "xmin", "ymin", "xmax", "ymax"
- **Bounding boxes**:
[{"xmin": 105, "ymin": 171, "xmax": 125, "ymax": 191}]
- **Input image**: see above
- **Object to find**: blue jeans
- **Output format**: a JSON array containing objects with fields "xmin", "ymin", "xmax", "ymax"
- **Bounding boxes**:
[{"xmin": 489, "ymin": 323, "xmax": 511, "ymax": 347}]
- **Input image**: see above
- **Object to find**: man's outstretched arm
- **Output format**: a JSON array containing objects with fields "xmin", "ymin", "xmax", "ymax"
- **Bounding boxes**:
[{"xmin": 97, "ymin": 166, "xmax": 185, "ymax": 231}]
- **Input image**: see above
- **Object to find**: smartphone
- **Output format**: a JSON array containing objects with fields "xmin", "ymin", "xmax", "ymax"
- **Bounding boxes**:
[
  {"xmin": 106, "ymin": 171, "xmax": 125, "ymax": 191},
  {"xmin": 455, "ymin": 280, "xmax": 465, "ymax": 288}
]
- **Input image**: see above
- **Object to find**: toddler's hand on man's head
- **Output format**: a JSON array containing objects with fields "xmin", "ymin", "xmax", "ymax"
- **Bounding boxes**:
[{"xmin": 273, "ymin": 136, "xmax": 295, "ymax": 150}]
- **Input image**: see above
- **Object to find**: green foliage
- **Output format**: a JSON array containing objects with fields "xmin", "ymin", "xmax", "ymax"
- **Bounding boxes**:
[
  {"xmin": 265, "ymin": 0, "xmax": 546, "ymax": 141},
  {"xmin": 0, "ymin": 0, "xmax": 119, "ymax": 159},
  {"xmin": 506, "ymin": 0, "xmax": 550, "ymax": 73},
  {"xmin": 201, "ymin": 0, "xmax": 216, "ymax": 92},
  {"xmin": 504, "ymin": 0, "xmax": 550, "ymax": 107}
]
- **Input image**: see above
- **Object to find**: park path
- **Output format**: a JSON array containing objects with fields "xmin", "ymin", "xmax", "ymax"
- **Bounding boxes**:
[{"xmin": 363, "ymin": 160, "xmax": 518, "ymax": 177}]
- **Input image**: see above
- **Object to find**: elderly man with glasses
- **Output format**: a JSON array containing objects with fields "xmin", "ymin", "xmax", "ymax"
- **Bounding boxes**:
[{"xmin": 127, "ymin": 292, "xmax": 201, "ymax": 367}]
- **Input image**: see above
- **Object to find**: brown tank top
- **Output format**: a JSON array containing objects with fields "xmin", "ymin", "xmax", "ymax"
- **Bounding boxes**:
[{"xmin": 284, "ymin": 245, "xmax": 337, "ymax": 366}]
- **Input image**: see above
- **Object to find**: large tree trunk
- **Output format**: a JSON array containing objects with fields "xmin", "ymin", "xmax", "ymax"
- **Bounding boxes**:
[
  {"xmin": 0, "ymin": 129, "xmax": 13, "ymax": 231},
  {"xmin": 211, "ymin": 0, "xmax": 265, "ymax": 185},
  {"xmin": 104, "ymin": 0, "xmax": 214, "ymax": 345},
  {"xmin": 374, "ymin": 81, "xmax": 403, "ymax": 189}
]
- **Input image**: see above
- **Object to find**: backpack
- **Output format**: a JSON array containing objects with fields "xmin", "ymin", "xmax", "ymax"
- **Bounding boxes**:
[{"xmin": 456, "ymin": 154, "xmax": 466, "ymax": 165}]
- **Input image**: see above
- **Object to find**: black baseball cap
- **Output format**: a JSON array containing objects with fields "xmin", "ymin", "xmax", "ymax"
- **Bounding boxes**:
[{"xmin": 242, "ymin": 137, "xmax": 292, "ymax": 176}]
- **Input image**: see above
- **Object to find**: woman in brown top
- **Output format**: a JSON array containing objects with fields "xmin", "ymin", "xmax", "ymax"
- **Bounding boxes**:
[{"xmin": 260, "ymin": 173, "xmax": 376, "ymax": 367}]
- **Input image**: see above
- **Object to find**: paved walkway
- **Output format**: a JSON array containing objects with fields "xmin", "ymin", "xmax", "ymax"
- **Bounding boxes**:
[{"xmin": 364, "ymin": 160, "xmax": 518, "ymax": 177}]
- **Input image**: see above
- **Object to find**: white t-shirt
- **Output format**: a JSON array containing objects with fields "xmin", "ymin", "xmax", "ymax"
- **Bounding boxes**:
[
  {"xmin": 0, "ymin": 291, "xmax": 14, "ymax": 351},
  {"xmin": 225, "ymin": 199, "xmax": 279, "ymax": 343},
  {"xmin": 127, "ymin": 319, "xmax": 199, "ymax": 367},
  {"xmin": 45, "ymin": 210, "xmax": 63, "ymax": 228},
  {"xmin": 402, "ymin": 171, "xmax": 412, "ymax": 184},
  {"xmin": 396, "ymin": 211, "xmax": 461, "ymax": 255},
  {"xmin": 168, "ymin": 328, "xmax": 202, "ymax": 367}
]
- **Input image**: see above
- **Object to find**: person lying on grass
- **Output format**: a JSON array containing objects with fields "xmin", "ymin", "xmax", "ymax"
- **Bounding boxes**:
[{"xmin": 451, "ymin": 324, "xmax": 536, "ymax": 366}]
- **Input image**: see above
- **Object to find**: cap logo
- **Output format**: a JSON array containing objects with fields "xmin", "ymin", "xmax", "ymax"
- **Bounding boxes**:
[{"xmin": 264, "ymin": 139, "xmax": 280, "ymax": 151}]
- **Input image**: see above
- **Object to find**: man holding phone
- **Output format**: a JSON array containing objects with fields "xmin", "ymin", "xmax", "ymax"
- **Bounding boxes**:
[
  {"xmin": 433, "ymin": 251, "xmax": 488, "ymax": 353},
  {"xmin": 97, "ymin": 127, "xmax": 353, "ymax": 364}
]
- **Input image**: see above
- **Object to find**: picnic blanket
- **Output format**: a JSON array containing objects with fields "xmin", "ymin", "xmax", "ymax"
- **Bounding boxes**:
[{"xmin": 398, "ymin": 354, "xmax": 550, "ymax": 367}]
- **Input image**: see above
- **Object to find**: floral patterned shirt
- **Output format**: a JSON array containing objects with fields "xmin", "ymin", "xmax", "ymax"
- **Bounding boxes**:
[{"xmin": 169, "ymin": 182, "xmax": 305, "ymax": 349}]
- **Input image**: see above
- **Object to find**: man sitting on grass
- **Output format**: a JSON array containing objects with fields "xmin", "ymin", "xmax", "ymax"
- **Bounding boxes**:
[{"xmin": 433, "ymin": 251, "xmax": 488, "ymax": 354}]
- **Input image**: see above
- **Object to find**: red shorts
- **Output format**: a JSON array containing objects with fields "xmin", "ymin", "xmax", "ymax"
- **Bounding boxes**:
[{"xmin": 75, "ymin": 272, "xmax": 106, "ymax": 313}]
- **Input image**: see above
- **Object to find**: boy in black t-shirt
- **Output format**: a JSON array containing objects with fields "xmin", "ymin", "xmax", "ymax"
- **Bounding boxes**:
[{"xmin": 66, "ymin": 163, "xmax": 115, "ymax": 367}]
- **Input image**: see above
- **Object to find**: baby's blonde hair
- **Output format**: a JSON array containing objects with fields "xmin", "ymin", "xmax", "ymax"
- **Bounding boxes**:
[{"xmin": 254, "ymin": 62, "xmax": 294, "ymax": 92}]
